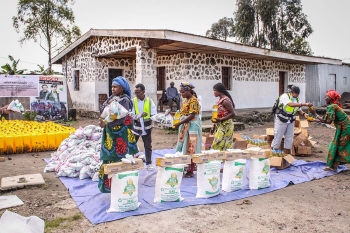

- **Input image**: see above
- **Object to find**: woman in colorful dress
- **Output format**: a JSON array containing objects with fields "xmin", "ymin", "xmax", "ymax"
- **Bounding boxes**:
[
  {"xmin": 98, "ymin": 76, "xmax": 138, "ymax": 193},
  {"xmin": 173, "ymin": 82, "xmax": 202, "ymax": 178},
  {"xmin": 210, "ymin": 83, "xmax": 236, "ymax": 151},
  {"xmin": 311, "ymin": 90, "xmax": 350, "ymax": 171}
]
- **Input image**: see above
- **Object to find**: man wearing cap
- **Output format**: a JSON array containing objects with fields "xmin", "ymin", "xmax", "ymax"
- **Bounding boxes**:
[{"xmin": 166, "ymin": 82, "xmax": 180, "ymax": 111}]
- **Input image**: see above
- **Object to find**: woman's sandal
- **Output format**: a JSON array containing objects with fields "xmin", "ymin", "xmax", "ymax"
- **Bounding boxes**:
[
  {"xmin": 323, "ymin": 167, "xmax": 336, "ymax": 172},
  {"xmin": 183, "ymin": 172, "xmax": 194, "ymax": 178}
]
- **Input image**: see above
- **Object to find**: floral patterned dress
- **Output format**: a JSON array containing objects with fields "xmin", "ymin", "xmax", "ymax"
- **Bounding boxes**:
[
  {"xmin": 325, "ymin": 104, "xmax": 350, "ymax": 170},
  {"xmin": 211, "ymin": 96, "xmax": 234, "ymax": 151},
  {"xmin": 98, "ymin": 94, "xmax": 138, "ymax": 193},
  {"xmin": 175, "ymin": 96, "xmax": 202, "ymax": 172}
]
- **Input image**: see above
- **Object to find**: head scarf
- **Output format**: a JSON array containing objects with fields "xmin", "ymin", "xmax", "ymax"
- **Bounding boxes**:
[
  {"xmin": 326, "ymin": 90, "xmax": 342, "ymax": 108},
  {"xmin": 179, "ymin": 82, "xmax": 195, "ymax": 91},
  {"xmin": 112, "ymin": 76, "xmax": 131, "ymax": 97}
]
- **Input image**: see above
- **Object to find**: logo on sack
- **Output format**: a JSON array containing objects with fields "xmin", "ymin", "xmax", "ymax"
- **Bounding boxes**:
[
  {"xmin": 262, "ymin": 161, "xmax": 270, "ymax": 175},
  {"xmin": 235, "ymin": 167, "xmax": 244, "ymax": 178},
  {"xmin": 166, "ymin": 173, "xmax": 179, "ymax": 188},
  {"xmin": 123, "ymin": 178, "xmax": 136, "ymax": 196},
  {"xmin": 208, "ymin": 176, "xmax": 218, "ymax": 190}
]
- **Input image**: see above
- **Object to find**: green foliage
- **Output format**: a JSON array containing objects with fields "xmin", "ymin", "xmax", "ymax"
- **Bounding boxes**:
[
  {"xmin": 45, "ymin": 214, "xmax": 82, "ymax": 231},
  {"xmin": 0, "ymin": 55, "xmax": 27, "ymax": 75},
  {"xmin": 13, "ymin": 0, "xmax": 81, "ymax": 72},
  {"xmin": 29, "ymin": 64, "xmax": 61, "ymax": 75},
  {"xmin": 22, "ymin": 110, "xmax": 38, "ymax": 121},
  {"xmin": 232, "ymin": 0, "xmax": 313, "ymax": 55},
  {"xmin": 206, "ymin": 17, "xmax": 234, "ymax": 41}
]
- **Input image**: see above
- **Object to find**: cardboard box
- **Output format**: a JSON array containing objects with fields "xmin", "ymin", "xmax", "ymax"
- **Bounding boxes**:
[
  {"xmin": 202, "ymin": 134, "xmax": 215, "ymax": 145},
  {"xmin": 224, "ymin": 151, "xmax": 243, "ymax": 161},
  {"xmin": 268, "ymin": 139, "xmax": 284, "ymax": 150},
  {"xmin": 253, "ymin": 134, "xmax": 267, "ymax": 140},
  {"xmin": 249, "ymin": 149, "xmax": 271, "ymax": 159},
  {"xmin": 233, "ymin": 133, "xmax": 243, "ymax": 140},
  {"xmin": 295, "ymin": 146, "xmax": 312, "ymax": 156},
  {"xmin": 233, "ymin": 140, "xmax": 247, "ymax": 149},
  {"xmin": 301, "ymin": 129, "xmax": 309, "ymax": 138},
  {"xmin": 270, "ymin": 154, "xmax": 296, "ymax": 169},
  {"xmin": 294, "ymin": 118, "xmax": 300, "ymax": 128},
  {"xmin": 266, "ymin": 128, "xmax": 274, "ymax": 141},
  {"xmin": 104, "ymin": 158, "xmax": 144, "ymax": 175},
  {"xmin": 156, "ymin": 155, "xmax": 192, "ymax": 167},
  {"xmin": 300, "ymin": 120, "xmax": 309, "ymax": 128},
  {"xmin": 293, "ymin": 133, "xmax": 312, "ymax": 148},
  {"xmin": 0, "ymin": 157, "xmax": 5, "ymax": 162},
  {"xmin": 192, "ymin": 153, "xmax": 211, "ymax": 164}
]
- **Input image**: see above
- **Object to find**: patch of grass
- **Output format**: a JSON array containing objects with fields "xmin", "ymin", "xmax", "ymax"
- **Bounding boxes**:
[
  {"xmin": 165, "ymin": 128, "xmax": 178, "ymax": 134},
  {"xmin": 45, "ymin": 214, "xmax": 82, "ymax": 231}
]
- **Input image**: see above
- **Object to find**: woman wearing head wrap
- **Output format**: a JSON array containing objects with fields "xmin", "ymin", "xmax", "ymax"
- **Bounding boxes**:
[
  {"xmin": 173, "ymin": 82, "xmax": 202, "ymax": 178},
  {"xmin": 311, "ymin": 90, "xmax": 350, "ymax": 171},
  {"xmin": 210, "ymin": 83, "xmax": 236, "ymax": 150},
  {"xmin": 97, "ymin": 76, "xmax": 138, "ymax": 193}
]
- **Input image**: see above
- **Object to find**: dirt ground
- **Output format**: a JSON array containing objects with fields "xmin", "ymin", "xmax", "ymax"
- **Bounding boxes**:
[{"xmin": 1, "ymin": 116, "xmax": 349, "ymax": 233}]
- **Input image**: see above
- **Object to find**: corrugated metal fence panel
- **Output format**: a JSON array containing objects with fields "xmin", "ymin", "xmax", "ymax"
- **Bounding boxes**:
[{"xmin": 305, "ymin": 64, "xmax": 320, "ymax": 106}]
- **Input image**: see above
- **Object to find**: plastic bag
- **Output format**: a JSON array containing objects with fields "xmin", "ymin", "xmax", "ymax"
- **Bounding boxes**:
[
  {"xmin": 103, "ymin": 100, "xmax": 129, "ymax": 123},
  {"xmin": 196, "ymin": 160, "xmax": 221, "ymax": 198},
  {"xmin": 107, "ymin": 171, "xmax": 140, "ymax": 213},
  {"xmin": 7, "ymin": 100, "xmax": 24, "ymax": 113},
  {"xmin": 249, "ymin": 158, "xmax": 270, "ymax": 190},
  {"xmin": 154, "ymin": 165, "xmax": 185, "ymax": 203},
  {"xmin": 0, "ymin": 210, "xmax": 44, "ymax": 233}
]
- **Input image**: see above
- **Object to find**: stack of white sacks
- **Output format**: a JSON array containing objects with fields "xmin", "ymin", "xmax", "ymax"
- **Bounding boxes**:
[{"xmin": 44, "ymin": 125, "xmax": 103, "ymax": 181}]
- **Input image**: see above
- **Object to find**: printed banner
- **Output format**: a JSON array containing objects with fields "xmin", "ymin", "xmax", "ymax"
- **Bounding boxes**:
[
  {"xmin": 0, "ymin": 75, "xmax": 39, "ymax": 97},
  {"xmin": 29, "ymin": 76, "xmax": 68, "ymax": 120}
]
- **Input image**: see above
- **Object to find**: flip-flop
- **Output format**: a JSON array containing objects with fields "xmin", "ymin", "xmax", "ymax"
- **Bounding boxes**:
[
  {"xmin": 323, "ymin": 167, "xmax": 336, "ymax": 172},
  {"xmin": 183, "ymin": 172, "xmax": 194, "ymax": 178}
]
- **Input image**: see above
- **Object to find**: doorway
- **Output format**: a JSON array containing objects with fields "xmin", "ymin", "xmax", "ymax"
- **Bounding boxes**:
[
  {"xmin": 278, "ymin": 71, "xmax": 286, "ymax": 96},
  {"xmin": 156, "ymin": 67, "xmax": 166, "ymax": 91},
  {"xmin": 327, "ymin": 74, "xmax": 336, "ymax": 91},
  {"xmin": 108, "ymin": 69, "xmax": 123, "ymax": 96}
]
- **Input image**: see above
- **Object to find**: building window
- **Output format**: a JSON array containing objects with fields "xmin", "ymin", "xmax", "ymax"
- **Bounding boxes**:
[
  {"xmin": 344, "ymin": 77, "xmax": 347, "ymax": 85},
  {"xmin": 73, "ymin": 70, "xmax": 80, "ymax": 91},
  {"xmin": 157, "ymin": 67, "xmax": 166, "ymax": 91},
  {"xmin": 222, "ymin": 67, "xmax": 232, "ymax": 90}
]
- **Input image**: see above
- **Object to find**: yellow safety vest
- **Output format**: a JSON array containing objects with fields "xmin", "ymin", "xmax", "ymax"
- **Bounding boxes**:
[{"xmin": 133, "ymin": 97, "xmax": 151, "ymax": 119}]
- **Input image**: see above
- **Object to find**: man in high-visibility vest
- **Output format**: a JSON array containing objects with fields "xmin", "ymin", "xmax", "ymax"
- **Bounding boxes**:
[
  {"xmin": 132, "ymin": 83, "xmax": 157, "ymax": 170},
  {"xmin": 272, "ymin": 85, "xmax": 312, "ymax": 155}
]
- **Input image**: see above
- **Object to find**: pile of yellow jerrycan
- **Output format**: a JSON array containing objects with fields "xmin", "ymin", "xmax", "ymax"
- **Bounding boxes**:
[{"xmin": 0, "ymin": 119, "xmax": 75, "ymax": 155}]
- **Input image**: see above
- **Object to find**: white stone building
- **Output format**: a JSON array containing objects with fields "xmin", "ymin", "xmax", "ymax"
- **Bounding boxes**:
[{"xmin": 52, "ymin": 29, "xmax": 341, "ymax": 113}]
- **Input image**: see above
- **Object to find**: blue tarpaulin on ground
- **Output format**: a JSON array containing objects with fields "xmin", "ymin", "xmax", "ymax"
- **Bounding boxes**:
[{"xmin": 46, "ymin": 149, "xmax": 347, "ymax": 224}]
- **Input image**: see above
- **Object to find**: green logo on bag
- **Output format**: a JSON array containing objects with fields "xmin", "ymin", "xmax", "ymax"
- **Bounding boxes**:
[
  {"xmin": 208, "ymin": 176, "xmax": 218, "ymax": 190},
  {"xmin": 123, "ymin": 178, "xmax": 136, "ymax": 196},
  {"xmin": 166, "ymin": 173, "xmax": 179, "ymax": 188},
  {"xmin": 235, "ymin": 167, "xmax": 243, "ymax": 178},
  {"xmin": 262, "ymin": 161, "xmax": 269, "ymax": 175}
]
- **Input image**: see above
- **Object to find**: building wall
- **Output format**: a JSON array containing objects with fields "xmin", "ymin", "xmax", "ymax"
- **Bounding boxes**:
[
  {"xmin": 62, "ymin": 36, "xmax": 307, "ymax": 112},
  {"xmin": 157, "ymin": 53, "xmax": 306, "ymax": 110},
  {"xmin": 306, "ymin": 64, "xmax": 350, "ymax": 106}
]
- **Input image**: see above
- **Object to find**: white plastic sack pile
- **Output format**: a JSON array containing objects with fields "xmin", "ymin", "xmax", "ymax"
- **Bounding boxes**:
[
  {"xmin": 154, "ymin": 165, "xmax": 185, "ymax": 203},
  {"xmin": 249, "ymin": 158, "xmax": 270, "ymax": 190},
  {"xmin": 44, "ymin": 125, "xmax": 103, "ymax": 181},
  {"xmin": 101, "ymin": 99, "xmax": 129, "ymax": 123},
  {"xmin": 196, "ymin": 160, "xmax": 222, "ymax": 198},
  {"xmin": 222, "ymin": 159, "xmax": 246, "ymax": 192},
  {"xmin": 150, "ymin": 109, "xmax": 173, "ymax": 126},
  {"xmin": 0, "ymin": 210, "xmax": 44, "ymax": 233},
  {"xmin": 107, "ymin": 170, "xmax": 140, "ymax": 213}
]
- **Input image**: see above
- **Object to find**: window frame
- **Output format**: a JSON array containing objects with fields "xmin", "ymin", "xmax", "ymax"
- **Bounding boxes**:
[{"xmin": 221, "ymin": 66, "xmax": 232, "ymax": 91}]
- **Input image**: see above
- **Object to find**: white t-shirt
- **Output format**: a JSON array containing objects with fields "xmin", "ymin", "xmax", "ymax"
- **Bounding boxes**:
[
  {"xmin": 132, "ymin": 98, "xmax": 157, "ymax": 136},
  {"xmin": 278, "ymin": 93, "xmax": 300, "ymax": 123}
]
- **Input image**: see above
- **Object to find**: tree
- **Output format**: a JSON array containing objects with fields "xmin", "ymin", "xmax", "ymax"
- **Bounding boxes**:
[
  {"xmin": 13, "ymin": 0, "xmax": 81, "ymax": 74},
  {"xmin": 29, "ymin": 64, "xmax": 61, "ymax": 75},
  {"xmin": 1, "ymin": 55, "xmax": 26, "ymax": 75},
  {"xmin": 206, "ymin": 17, "xmax": 234, "ymax": 41},
  {"xmin": 232, "ymin": 0, "xmax": 313, "ymax": 55}
]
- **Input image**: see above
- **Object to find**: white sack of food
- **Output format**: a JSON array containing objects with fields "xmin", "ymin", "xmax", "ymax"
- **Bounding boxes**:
[
  {"xmin": 249, "ymin": 158, "xmax": 270, "ymax": 190},
  {"xmin": 103, "ymin": 100, "xmax": 129, "ymax": 123},
  {"xmin": 222, "ymin": 159, "xmax": 246, "ymax": 192},
  {"xmin": 154, "ymin": 165, "xmax": 185, "ymax": 203},
  {"xmin": 107, "ymin": 171, "xmax": 140, "ymax": 213},
  {"xmin": 196, "ymin": 160, "xmax": 221, "ymax": 198}
]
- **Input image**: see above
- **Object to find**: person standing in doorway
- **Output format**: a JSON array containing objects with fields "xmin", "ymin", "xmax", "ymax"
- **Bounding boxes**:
[
  {"xmin": 271, "ymin": 85, "xmax": 312, "ymax": 154},
  {"xmin": 166, "ymin": 81, "xmax": 180, "ymax": 111},
  {"xmin": 132, "ymin": 83, "xmax": 157, "ymax": 170}
]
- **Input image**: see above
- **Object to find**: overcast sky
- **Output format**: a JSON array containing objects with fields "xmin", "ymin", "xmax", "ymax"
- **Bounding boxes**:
[{"xmin": 0, "ymin": 0, "xmax": 349, "ymax": 72}]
